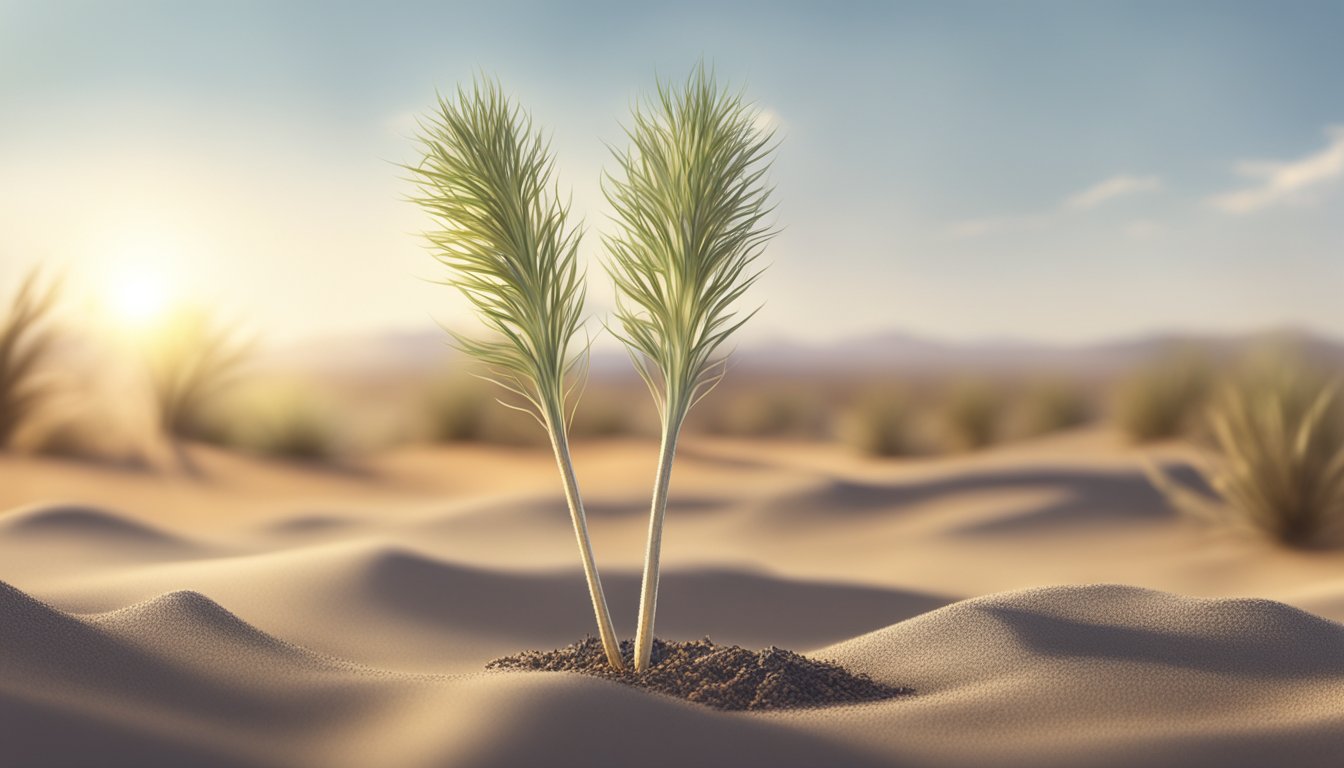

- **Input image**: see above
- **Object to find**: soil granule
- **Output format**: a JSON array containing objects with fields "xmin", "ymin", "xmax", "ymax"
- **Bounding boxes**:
[{"xmin": 486, "ymin": 637, "xmax": 912, "ymax": 711}]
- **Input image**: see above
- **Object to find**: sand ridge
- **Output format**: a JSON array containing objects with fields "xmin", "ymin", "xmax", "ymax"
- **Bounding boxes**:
[
  {"xmin": 4, "ymin": 577, "xmax": 1344, "ymax": 766},
  {"xmin": 4, "ymin": 433, "xmax": 1344, "ymax": 766}
]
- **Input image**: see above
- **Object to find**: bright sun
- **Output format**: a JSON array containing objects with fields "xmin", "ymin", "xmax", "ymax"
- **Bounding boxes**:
[{"xmin": 109, "ymin": 269, "xmax": 170, "ymax": 326}]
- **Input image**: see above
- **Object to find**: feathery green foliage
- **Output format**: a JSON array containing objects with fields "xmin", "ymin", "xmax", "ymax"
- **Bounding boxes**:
[
  {"xmin": 605, "ymin": 64, "xmax": 777, "ymax": 671},
  {"xmin": 407, "ymin": 78, "xmax": 625, "ymax": 671},
  {"xmin": 0, "ymin": 268, "xmax": 62, "ymax": 450},
  {"xmin": 409, "ymin": 80, "xmax": 587, "ymax": 429},
  {"xmin": 605, "ymin": 68, "xmax": 774, "ymax": 422}
]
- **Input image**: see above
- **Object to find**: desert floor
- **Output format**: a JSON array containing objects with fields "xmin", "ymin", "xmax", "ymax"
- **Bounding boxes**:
[{"xmin": 2, "ymin": 427, "xmax": 1343, "ymax": 767}]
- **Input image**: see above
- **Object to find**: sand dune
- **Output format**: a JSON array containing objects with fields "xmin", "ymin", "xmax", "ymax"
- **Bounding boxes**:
[
  {"xmin": 4, "ymin": 578, "xmax": 1344, "ymax": 767},
  {"xmin": 790, "ymin": 585, "xmax": 1344, "ymax": 767},
  {"xmin": 0, "ymin": 503, "xmax": 204, "ymax": 553},
  {"xmin": 19, "ymin": 537, "xmax": 951, "ymax": 672},
  {"xmin": 4, "ymin": 432, "xmax": 1344, "ymax": 765}
]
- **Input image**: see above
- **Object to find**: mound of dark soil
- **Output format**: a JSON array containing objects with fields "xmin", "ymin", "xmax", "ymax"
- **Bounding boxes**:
[{"xmin": 486, "ymin": 636, "xmax": 911, "ymax": 711}]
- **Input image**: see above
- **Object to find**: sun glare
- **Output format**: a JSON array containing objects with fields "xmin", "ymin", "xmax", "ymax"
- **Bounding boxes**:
[{"xmin": 109, "ymin": 269, "xmax": 170, "ymax": 326}]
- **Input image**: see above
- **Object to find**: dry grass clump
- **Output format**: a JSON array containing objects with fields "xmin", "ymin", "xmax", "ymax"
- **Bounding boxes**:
[
  {"xmin": 837, "ymin": 390, "xmax": 920, "ymax": 457},
  {"xmin": 422, "ymin": 377, "xmax": 640, "ymax": 445},
  {"xmin": 1154, "ymin": 360, "xmax": 1344, "ymax": 547},
  {"xmin": 424, "ymin": 376, "xmax": 491, "ymax": 443},
  {"xmin": 250, "ymin": 398, "xmax": 343, "ymax": 462},
  {"xmin": 1115, "ymin": 351, "xmax": 1212, "ymax": 442},
  {"xmin": 206, "ymin": 382, "xmax": 347, "ymax": 463},
  {"xmin": 0, "ymin": 269, "xmax": 62, "ymax": 450},
  {"xmin": 148, "ymin": 308, "xmax": 252, "ymax": 443},
  {"xmin": 19, "ymin": 409, "xmax": 148, "ymax": 467},
  {"xmin": 1018, "ymin": 378, "xmax": 1092, "ymax": 436},
  {"xmin": 568, "ymin": 389, "xmax": 643, "ymax": 439},
  {"xmin": 701, "ymin": 391, "xmax": 828, "ymax": 439},
  {"xmin": 941, "ymin": 380, "xmax": 1002, "ymax": 451}
]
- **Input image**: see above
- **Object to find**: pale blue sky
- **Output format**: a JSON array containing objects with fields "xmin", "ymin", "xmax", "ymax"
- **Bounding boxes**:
[{"xmin": 1, "ymin": 1, "xmax": 1340, "ymax": 345}]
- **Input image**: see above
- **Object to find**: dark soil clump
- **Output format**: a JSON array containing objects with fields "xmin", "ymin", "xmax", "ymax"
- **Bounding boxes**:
[{"xmin": 486, "ymin": 637, "xmax": 912, "ymax": 711}]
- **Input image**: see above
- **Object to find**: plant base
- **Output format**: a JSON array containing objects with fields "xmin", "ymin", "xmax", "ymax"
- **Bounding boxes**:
[{"xmin": 486, "ymin": 636, "xmax": 912, "ymax": 711}]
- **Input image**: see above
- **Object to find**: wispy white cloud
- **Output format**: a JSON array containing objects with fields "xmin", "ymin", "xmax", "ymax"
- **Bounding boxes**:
[
  {"xmin": 949, "ymin": 173, "xmax": 1161, "ymax": 238},
  {"xmin": 1064, "ymin": 175, "xmax": 1162, "ymax": 210},
  {"xmin": 1208, "ymin": 126, "xmax": 1344, "ymax": 214}
]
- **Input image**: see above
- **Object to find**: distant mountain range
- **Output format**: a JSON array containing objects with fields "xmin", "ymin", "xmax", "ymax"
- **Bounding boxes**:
[{"xmin": 260, "ymin": 327, "xmax": 1344, "ymax": 378}]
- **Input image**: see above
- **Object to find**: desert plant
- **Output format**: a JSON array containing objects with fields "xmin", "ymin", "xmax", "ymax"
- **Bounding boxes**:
[
  {"xmin": 147, "ymin": 307, "xmax": 253, "ymax": 470},
  {"xmin": 1115, "ymin": 351, "xmax": 1211, "ymax": 442},
  {"xmin": 942, "ymin": 380, "xmax": 1002, "ymax": 451},
  {"xmin": 838, "ymin": 390, "xmax": 918, "ymax": 457},
  {"xmin": 605, "ymin": 64, "xmax": 777, "ymax": 671},
  {"xmin": 706, "ymin": 390, "xmax": 825, "ymax": 438},
  {"xmin": 0, "ymin": 268, "xmax": 62, "ymax": 450},
  {"xmin": 407, "ymin": 78, "xmax": 624, "ymax": 670},
  {"xmin": 1151, "ymin": 361, "xmax": 1344, "ymax": 547},
  {"xmin": 1019, "ymin": 379, "xmax": 1091, "ymax": 436},
  {"xmin": 426, "ymin": 376, "xmax": 491, "ymax": 443},
  {"xmin": 248, "ymin": 389, "xmax": 343, "ymax": 462}
]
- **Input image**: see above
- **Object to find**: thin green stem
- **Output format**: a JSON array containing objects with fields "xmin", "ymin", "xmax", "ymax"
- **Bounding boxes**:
[
  {"xmin": 632, "ymin": 400, "xmax": 687, "ymax": 672},
  {"xmin": 546, "ymin": 408, "xmax": 626, "ymax": 671}
]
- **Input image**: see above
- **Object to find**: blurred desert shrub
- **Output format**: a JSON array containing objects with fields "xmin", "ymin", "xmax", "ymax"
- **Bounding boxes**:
[
  {"xmin": 204, "ymin": 381, "xmax": 347, "ymax": 462},
  {"xmin": 1114, "ymin": 351, "xmax": 1212, "ymax": 442},
  {"xmin": 148, "ymin": 308, "xmax": 253, "ymax": 442},
  {"xmin": 699, "ymin": 390, "xmax": 829, "ymax": 439},
  {"xmin": 425, "ymin": 376, "xmax": 492, "ymax": 442},
  {"xmin": 569, "ymin": 389, "xmax": 645, "ymax": 439},
  {"xmin": 837, "ymin": 389, "xmax": 920, "ymax": 457},
  {"xmin": 1017, "ymin": 379, "xmax": 1092, "ymax": 436},
  {"xmin": 419, "ymin": 375, "xmax": 645, "ymax": 445},
  {"xmin": 17, "ymin": 407, "xmax": 148, "ymax": 467},
  {"xmin": 417, "ymin": 375, "xmax": 542, "ymax": 446},
  {"xmin": 941, "ymin": 380, "xmax": 1003, "ymax": 451},
  {"xmin": 1152, "ymin": 357, "xmax": 1344, "ymax": 547},
  {"xmin": 0, "ymin": 268, "xmax": 62, "ymax": 450}
]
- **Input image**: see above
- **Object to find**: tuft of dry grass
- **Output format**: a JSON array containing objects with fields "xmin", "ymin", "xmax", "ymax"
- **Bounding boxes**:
[
  {"xmin": 195, "ymin": 381, "xmax": 347, "ymax": 463},
  {"xmin": 1115, "ymin": 351, "xmax": 1211, "ymax": 442},
  {"xmin": 0, "ymin": 268, "xmax": 62, "ymax": 450},
  {"xmin": 248, "ymin": 395, "xmax": 343, "ymax": 462},
  {"xmin": 1202, "ymin": 363, "xmax": 1343, "ymax": 546},
  {"xmin": 425, "ymin": 376, "xmax": 491, "ymax": 443},
  {"xmin": 702, "ymin": 391, "xmax": 827, "ymax": 439},
  {"xmin": 837, "ymin": 390, "xmax": 919, "ymax": 457},
  {"xmin": 941, "ymin": 380, "xmax": 1002, "ymax": 451},
  {"xmin": 1019, "ymin": 379, "xmax": 1092, "ymax": 437},
  {"xmin": 1148, "ymin": 355, "xmax": 1344, "ymax": 547},
  {"xmin": 148, "ymin": 308, "xmax": 253, "ymax": 444}
]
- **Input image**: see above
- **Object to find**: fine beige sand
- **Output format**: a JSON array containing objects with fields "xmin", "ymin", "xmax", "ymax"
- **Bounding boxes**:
[{"xmin": 3, "ymin": 427, "xmax": 1343, "ymax": 767}]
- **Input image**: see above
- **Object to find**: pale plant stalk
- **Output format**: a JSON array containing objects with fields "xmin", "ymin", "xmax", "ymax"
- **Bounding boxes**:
[
  {"xmin": 605, "ymin": 64, "xmax": 777, "ymax": 672},
  {"xmin": 408, "ymin": 78, "xmax": 624, "ymax": 670}
]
